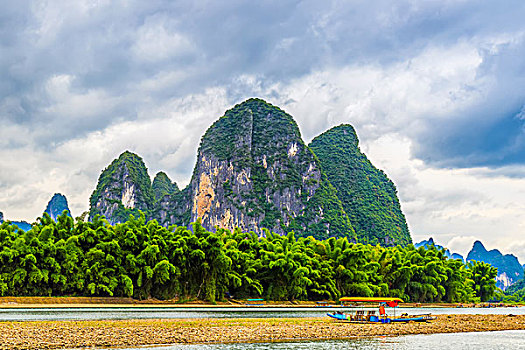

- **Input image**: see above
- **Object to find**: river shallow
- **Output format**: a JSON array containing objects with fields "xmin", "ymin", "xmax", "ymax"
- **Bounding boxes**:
[
  {"xmin": 1, "ymin": 306, "xmax": 524, "ymax": 322},
  {"xmin": 100, "ymin": 330, "xmax": 525, "ymax": 350}
]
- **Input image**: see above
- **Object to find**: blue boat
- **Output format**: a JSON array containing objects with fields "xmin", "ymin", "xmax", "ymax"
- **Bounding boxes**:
[
  {"xmin": 326, "ymin": 297, "xmax": 436, "ymax": 323},
  {"xmin": 245, "ymin": 298, "xmax": 265, "ymax": 306}
]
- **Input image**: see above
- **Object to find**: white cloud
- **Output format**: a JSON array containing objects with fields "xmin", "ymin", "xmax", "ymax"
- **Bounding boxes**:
[
  {"xmin": 364, "ymin": 136, "xmax": 525, "ymax": 262},
  {"xmin": 446, "ymin": 236, "xmax": 479, "ymax": 258},
  {"xmin": 132, "ymin": 15, "xmax": 194, "ymax": 63}
]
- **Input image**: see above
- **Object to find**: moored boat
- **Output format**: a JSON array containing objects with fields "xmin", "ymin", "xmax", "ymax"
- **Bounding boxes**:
[{"xmin": 327, "ymin": 297, "xmax": 436, "ymax": 323}]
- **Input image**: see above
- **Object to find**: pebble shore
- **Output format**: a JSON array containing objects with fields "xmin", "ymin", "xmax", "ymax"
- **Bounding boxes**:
[{"xmin": 1, "ymin": 314, "xmax": 524, "ymax": 350}]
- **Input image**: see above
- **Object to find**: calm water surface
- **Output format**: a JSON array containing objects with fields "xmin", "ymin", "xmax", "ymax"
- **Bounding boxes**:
[
  {"xmin": 1, "ymin": 306, "xmax": 524, "ymax": 321},
  {"xmin": 102, "ymin": 330, "xmax": 525, "ymax": 350}
]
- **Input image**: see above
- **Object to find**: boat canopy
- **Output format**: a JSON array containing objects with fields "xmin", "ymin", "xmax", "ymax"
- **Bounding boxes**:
[{"xmin": 339, "ymin": 297, "xmax": 404, "ymax": 303}]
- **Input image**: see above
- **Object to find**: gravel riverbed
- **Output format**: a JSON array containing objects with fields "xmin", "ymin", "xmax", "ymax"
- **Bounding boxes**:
[{"xmin": 1, "ymin": 314, "xmax": 524, "ymax": 350}]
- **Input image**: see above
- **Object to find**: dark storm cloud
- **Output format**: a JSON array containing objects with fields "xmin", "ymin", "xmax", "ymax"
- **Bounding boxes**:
[
  {"xmin": 2, "ymin": 0, "xmax": 525, "ymax": 166},
  {"xmin": 413, "ymin": 38, "xmax": 525, "ymax": 168}
]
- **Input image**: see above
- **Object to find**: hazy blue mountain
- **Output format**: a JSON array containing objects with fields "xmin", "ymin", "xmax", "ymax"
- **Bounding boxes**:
[
  {"xmin": 11, "ymin": 221, "xmax": 32, "ymax": 231},
  {"xmin": 1, "ymin": 210, "xmax": 32, "ymax": 231},
  {"xmin": 415, "ymin": 237, "xmax": 464, "ymax": 262},
  {"xmin": 44, "ymin": 193, "xmax": 71, "ymax": 221},
  {"xmin": 467, "ymin": 240, "xmax": 523, "ymax": 290}
]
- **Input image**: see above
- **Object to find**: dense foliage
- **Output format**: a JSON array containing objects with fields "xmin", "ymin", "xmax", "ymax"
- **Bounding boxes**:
[
  {"xmin": 310, "ymin": 125, "xmax": 411, "ymax": 246},
  {"xmin": 0, "ymin": 212, "xmax": 495, "ymax": 302}
]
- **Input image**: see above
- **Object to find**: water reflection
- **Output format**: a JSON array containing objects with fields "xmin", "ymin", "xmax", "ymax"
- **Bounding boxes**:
[{"xmin": 1, "ymin": 306, "xmax": 524, "ymax": 322}]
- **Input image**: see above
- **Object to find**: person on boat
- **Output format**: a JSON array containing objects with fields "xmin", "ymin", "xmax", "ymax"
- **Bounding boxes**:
[{"xmin": 379, "ymin": 304, "xmax": 386, "ymax": 319}]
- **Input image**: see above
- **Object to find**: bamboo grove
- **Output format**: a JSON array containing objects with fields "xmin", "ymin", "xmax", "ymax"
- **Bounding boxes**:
[{"xmin": 0, "ymin": 212, "xmax": 497, "ymax": 303}]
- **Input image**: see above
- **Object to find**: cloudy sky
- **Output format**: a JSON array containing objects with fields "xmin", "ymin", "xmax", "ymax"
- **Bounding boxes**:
[{"xmin": 1, "ymin": 0, "xmax": 525, "ymax": 261}]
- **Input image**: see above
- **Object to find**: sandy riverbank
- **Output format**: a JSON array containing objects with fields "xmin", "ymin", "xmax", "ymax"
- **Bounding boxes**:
[{"xmin": 1, "ymin": 314, "xmax": 525, "ymax": 350}]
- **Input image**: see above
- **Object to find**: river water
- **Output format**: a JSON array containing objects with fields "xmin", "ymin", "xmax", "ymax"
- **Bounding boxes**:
[
  {"xmin": 2, "ymin": 307, "xmax": 524, "ymax": 349},
  {"xmin": 102, "ymin": 330, "xmax": 525, "ymax": 350},
  {"xmin": 1, "ymin": 306, "xmax": 524, "ymax": 322}
]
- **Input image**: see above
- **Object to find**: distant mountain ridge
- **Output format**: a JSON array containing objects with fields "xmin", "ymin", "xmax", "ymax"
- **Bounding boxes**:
[
  {"xmin": 88, "ymin": 98, "xmax": 411, "ymax": 244},
  {"xmin": 1, "ymin": 193, "xmax": 72, "ymax": 232},
  {"xmin": 415, "ymin": 238, "xmax": 464, "ymax": 261},
  {"xmin": 0, "ymin": 210, "xmax": 31, "ymax": 231},
  {"xmin": 415, "ymin": 238, "xmax": 524, "ymax": 290},
  {"xmin": 467, "ymin": 240, "xmax": 523, "ymax": 290}
]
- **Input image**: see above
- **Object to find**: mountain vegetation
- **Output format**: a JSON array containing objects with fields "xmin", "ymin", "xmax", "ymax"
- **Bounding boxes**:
[
  {"xmin": 152, "ymin": 172, "xmax": 179, "ymax": 201},
  {"xmin": 504, "ymin": 278, "xmax": 525, "ymax": 302},
  {"xmin": 182, "ymin": 98, "xmax": 355, "ymax": 240},
  {"xmin": 310, "ymin": 125, "xmax": 411, "ymax": 246},
  {"xmin": 0, "ymin": 212, "xmax": 495, "ymax": 302}
]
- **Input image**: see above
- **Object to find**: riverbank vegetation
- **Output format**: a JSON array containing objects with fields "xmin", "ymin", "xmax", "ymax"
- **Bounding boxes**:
[{"xmin": 0, "ymin": 212, "xmax": 497, "ymax": 303}]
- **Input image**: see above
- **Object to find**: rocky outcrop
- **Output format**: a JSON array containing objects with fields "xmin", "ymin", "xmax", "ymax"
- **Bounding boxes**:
[
  {"xmin": 44, "ymin": 193, "xmax": 71, "ymax": 221},
  {"xmin": 179, "ymin": 99, "xmax": 354, "ymax": 239},
  {"xmin": 467, "ymin": 240, "xmax": 523, "ymax": 290},
  {"xmin": 310, "ymin": 125, "xmax": 411, "ymax": 246},
  {"xmin": 89, "ymin": 151, "xmax": 155, "ymax": 224}
]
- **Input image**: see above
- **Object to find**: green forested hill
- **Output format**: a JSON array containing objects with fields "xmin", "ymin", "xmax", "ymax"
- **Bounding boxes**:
[
  {"xmin": 88, "ymin": 100, "xmax": 412, "ymax": 245},
  {"xmin": 310, "ymin": 125, "xmax": 411, "ymax": 246},
  {"xmin": 187, "ymin": 98, "xmax": 355, "ymax": 240}
]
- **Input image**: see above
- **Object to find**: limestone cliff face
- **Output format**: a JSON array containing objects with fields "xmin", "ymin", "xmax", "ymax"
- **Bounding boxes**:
[
  {"xmin": 44, "ymin": 193, "xmax": 71, "ymax": 221},
  {"xmin": 154, "ymin": 187, "xmax": 192, "ymax": 228},
  {"xmin": 184, "ymin": 98, "xmax": 355, "ymax": 239},
  {"xmin": 89, "ymin": 151, "xmax": 155, "ymax": 224}
]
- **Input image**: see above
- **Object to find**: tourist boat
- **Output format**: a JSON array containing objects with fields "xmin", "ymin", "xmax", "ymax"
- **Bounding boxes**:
[
  {"xmin": 245, "ymin": 298, "xmax": 265, "ymax": 306},
  {"xmin": 315, "ymin": 301, "xmax": 331, "ymax": 307},
  {"xmin": 327, "ymin": 297, "xmax": 436, "ymax": 323}
]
